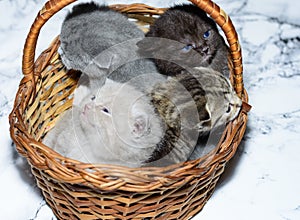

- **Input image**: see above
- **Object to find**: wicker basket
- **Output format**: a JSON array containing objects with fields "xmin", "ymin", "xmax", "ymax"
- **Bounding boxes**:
[{"xmin": 9, "ymin": 0, "xmax": 251, "ymax": 219}]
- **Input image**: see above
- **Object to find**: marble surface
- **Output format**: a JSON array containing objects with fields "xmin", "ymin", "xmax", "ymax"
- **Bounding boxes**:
[{"xmin": 1, "ymin": 0, "xmax": 300, "ymax": 219}]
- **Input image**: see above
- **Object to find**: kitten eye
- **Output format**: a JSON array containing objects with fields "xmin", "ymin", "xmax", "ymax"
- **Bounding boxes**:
[
  {"xmin": 226, "ymin": 105, "xmax": 231, "ymax": 113},
  {"xmin": 203, "ymin": 30, "xmax": 211, "ymax": 39},
  {"xmin": 91, "ymin": 95, "xmax": 96, "ymax": 101},
  {"xmin": 102, "ymin": 107, "xmax": 110, "ymax": 114},
  {"xmin": 181, "ymin": 44, "xmax": 193, "ymax": 53}
]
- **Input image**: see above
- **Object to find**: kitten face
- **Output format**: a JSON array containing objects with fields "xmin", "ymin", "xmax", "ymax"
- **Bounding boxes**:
[
  {"xmin": 192, "ymin": 67, "xmax": 242, "ymax": 131},
  {"xmin": 79, "ymin": 79, "xmax": 165, "ymax": 165},
  {"xmin": 179, "ymin": 27, "xmax": 221, "ymax": 64},
  {"xmin": 138, "ymin": 4, "xmax": 229, "ymax": 76},
  {"xmin": 207, "ymin": 83, "xmax": 242, "ymax": 129}
]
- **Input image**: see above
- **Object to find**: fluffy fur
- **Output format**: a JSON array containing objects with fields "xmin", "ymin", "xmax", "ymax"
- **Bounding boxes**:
[
  {"xmin": 186, "ymin": 67, "xmax": 242, "ymax": 159},
  {"xmin": 43, "ymin": 79, "xmax": 165, "ymax": 167},
  {"xmin": 138, "ymin": 4, "xmax": 230, "ymax": 77},
  {"xmin": 44, "ymin": 2, "xmax": 241, "ymax": 167},
  {"xmin": 43, "ymin": 68, "xmax": 241, "ymax": 166},
  {"xmin": 143, "ymin": 67, "xmax": 242, "ymax": 163},
  {"xmin": 59, "ymin": 2, "xmax": 159, "ymax": 91}
]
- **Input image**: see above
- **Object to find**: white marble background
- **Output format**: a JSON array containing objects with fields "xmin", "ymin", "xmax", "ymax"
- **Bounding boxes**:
[{"xmin": 0, "ymin": 0, "xmax": 300, "ymax": 219}]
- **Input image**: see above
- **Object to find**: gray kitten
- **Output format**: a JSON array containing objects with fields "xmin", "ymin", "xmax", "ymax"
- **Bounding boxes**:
[
  {"xmin": 59, "ymin": 2, "xmax": 159, "ymax": 91},
  {"xmin": 138, "ymin": 4, "xmax": 230, "ymax": 77}
]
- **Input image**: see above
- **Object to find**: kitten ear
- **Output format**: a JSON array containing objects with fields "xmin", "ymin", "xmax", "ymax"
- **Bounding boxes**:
[
  {"xmin": 195, "ymin": 105, "xmax": 212, "ymax": 132},
  {"xmin": 132, "ymin": 115, "xmax": 149, "ymax": 137},
  {"xmin": 136, "ymin": 37, "xmax": 163, "ymax": 54},
  {"xmin": 93, "ymin": 53, "xmax": 116, "ymax": 70},
  {"xmin": 136, "ymin": 38, "xmax": 155, "ymax": 53}
]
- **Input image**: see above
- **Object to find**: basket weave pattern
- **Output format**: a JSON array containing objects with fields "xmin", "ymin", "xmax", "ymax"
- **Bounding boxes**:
[{"xmin": 9, "ymin": 0, "xmax": 250, "ymax": 219}]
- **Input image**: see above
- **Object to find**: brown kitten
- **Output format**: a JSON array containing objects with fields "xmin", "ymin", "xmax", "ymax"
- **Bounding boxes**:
[{"xmin": 138, "ymin": 4, "xmax": 230, "ymax": 77}]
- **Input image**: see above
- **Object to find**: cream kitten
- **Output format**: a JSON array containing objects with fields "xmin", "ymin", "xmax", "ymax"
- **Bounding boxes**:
[{"xmin": 43, "ymin": 79, "xmax": 165, "ymax": 167}]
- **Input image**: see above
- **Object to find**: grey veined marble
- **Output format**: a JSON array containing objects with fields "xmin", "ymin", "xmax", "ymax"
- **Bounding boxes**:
[{"xmin": 0, "ymin": 0, "xmax": 299, "ymax": 219}]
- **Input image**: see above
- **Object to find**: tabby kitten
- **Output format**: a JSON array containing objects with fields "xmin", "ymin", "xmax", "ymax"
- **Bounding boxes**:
[
  {"xmin": 138, "ymin": 4, "xmax": 230, "ymax": 77},
  {"xmin": 149, "ymin": 67, "xmax": 242, "ymax": 161}
]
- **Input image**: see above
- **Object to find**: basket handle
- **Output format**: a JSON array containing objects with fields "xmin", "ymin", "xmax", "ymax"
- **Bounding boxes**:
[
  {"xmin": 22, "ymin": 0, "xmax": 244, "ymax": 97},
  {"xmin": 22, "ymin": 0, "xmax": 76, "ymax": 82}
]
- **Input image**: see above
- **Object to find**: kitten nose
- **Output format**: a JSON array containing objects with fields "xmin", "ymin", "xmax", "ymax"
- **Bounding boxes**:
[
  {"xmin": 195, "ymin": 45, "xmax": 209, "ymax": 55},
  {"xmin": 84, "ymin": 104, "xmax": 91, "ymax": 112},
  {"xmin": 201, "ymin": 45, "xmax": 209, "ymax": 54},
  {"xmin": 82, "ymin": 103, "xmax": 92, "ymax": 116}
]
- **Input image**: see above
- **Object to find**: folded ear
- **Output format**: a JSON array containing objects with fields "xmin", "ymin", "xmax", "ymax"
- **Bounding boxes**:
[
  {"xmin": 136, "ymin": 37, "xmax": 169, "ymax": 55},
  {"xmin": 132, "ymin": 115, "xmax": 149, "ymax": 138},
  {"xmin": 93, "ymin": 52, "xmax": 116, "ymax": 70},
  {"xmin": 137, "ymin": 37, "xmax": 188, "ymax": 60},
  {"xmin": 195, "ymin": 104, "xmax": 212, "ymax": 132},
  {"xmin": 136, "ymin": 37, "xmax": 157, "ymax": 54}
]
